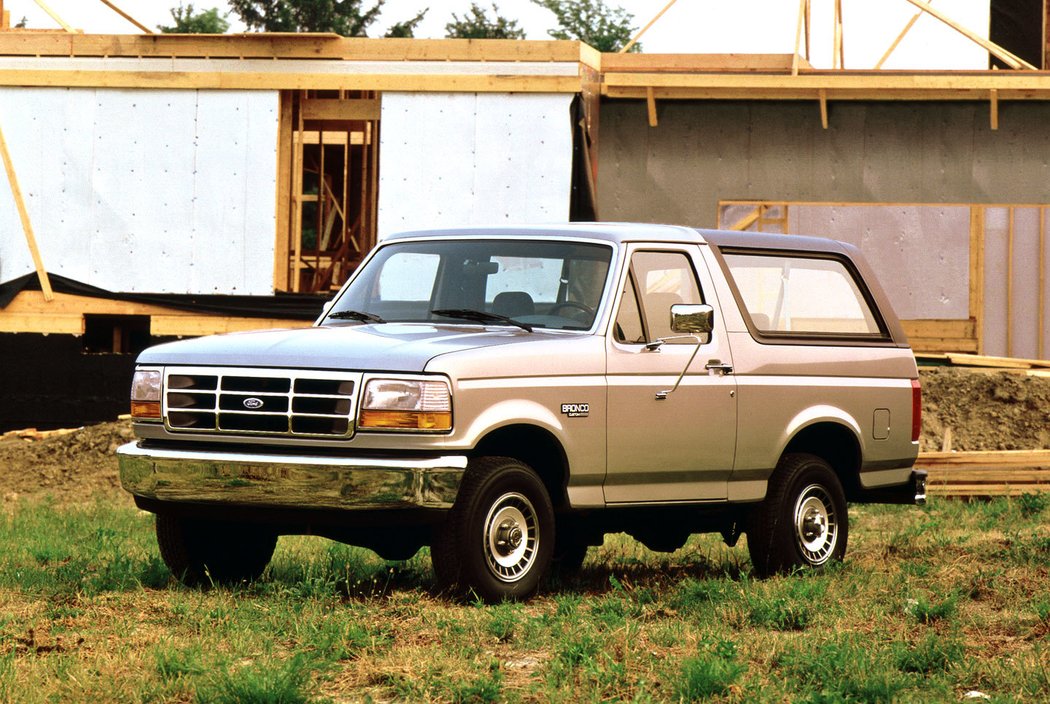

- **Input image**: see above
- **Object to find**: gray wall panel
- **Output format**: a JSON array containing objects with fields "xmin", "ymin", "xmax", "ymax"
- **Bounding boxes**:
[{"xmin": 598, "ymin": 100, "xmax": 1050, "ymax": 227}]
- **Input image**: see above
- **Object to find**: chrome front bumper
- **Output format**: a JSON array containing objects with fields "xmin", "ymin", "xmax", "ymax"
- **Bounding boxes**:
[{"xmin": 117, "ymin": 441, "xmax": 467, "ymax": 510}]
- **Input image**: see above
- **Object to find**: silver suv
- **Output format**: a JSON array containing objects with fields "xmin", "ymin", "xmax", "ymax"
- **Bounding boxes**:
[{"xmin": 119, "ymin": 224, "xmax": 925, "ymax": 601}]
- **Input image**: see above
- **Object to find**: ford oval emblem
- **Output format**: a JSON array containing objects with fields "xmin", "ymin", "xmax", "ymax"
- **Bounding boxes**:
[{"xmin": 243, "ymin": 397, "xmax": 264, "ymax": 410}]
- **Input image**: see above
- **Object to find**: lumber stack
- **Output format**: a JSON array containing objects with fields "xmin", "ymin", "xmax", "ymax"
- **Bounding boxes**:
[{"xmin": 916, "ymin": 450, "xmax": 1050, "ymax": 496}]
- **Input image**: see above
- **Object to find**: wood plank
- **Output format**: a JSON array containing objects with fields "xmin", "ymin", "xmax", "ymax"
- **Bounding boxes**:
[
  {"xmin": 97, "ymin": 0, "xmax": 152, "ymax": 34},
  {"xmin": 917, "ymin": 449, "xmax": 1050, "ymax": 464},
  {"xmin": 273, "ymin": 90, "xmax": 293, "ymax": 292},
  {"xmin": 945, "ymin": 352, "xmax": 1050, "ymax": 368},
  {"xmin": 902, "ymin": 319, "xmax": 976, "ymax": 338},
  {"xmin": 0, "ymin": 69, "xmax": 581, "ymax": 93},
  {"xmin": 601, "ymin": 53, "xmax": 809, "ymax": 72},
  {"xmin": 645, "ymin": 86, "xmax": 657, "ymax": 127},
  {"xmin": 0, "ymin": 120, "xmax": 53, "ymax": 301},
  {"xmin": 32, "ymin": 0, "xmax": 76, "ymax": 33},
  {"xmin": 300, "ymin": 98, "xmax": 380, "ymax": 121},
  {"xmin": 150, "ymin": 315, "xmax": 311, "ymax": 336},
  {"xmin": 901, "ymin": 0, "xmax": 1037, "ymax": 70},
  {"xmin": 0, "ymin": 35, "xmax": 585, "ymax": 62},
  {"xmin": 927, "ymin": 484, "xmax": 1050, "ymax": 496}
]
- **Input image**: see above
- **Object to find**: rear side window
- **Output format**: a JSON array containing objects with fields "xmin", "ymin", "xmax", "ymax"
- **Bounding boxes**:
[{"xmin": 722, "ymin": 252, "xmax": 884, "ymax": 337}]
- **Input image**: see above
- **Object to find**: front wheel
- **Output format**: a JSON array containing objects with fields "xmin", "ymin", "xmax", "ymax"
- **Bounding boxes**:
[
  {"xmin": 747, "ymin": 453, "xmax": 848, "ymax": 577},
  {"xmin": 431, "ymin": 457, "xmax": 554, "ymax": 602},
  {"xmin": 156, "ymin": 514, "xmax": 277, "ymax": 587}
]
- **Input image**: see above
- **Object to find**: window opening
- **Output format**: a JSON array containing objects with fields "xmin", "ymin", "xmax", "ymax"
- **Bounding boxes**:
[{"xmin": 282, "ymin": 90, "xmax": 380, "ymax": 293}]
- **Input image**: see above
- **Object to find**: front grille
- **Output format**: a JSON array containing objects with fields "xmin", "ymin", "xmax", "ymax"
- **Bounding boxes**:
[{"xmin": 163, "ymin": 367, "xmax": 359, "ymax": 438}]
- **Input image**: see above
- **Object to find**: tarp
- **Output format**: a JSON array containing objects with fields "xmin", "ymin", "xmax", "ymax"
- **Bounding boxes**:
[{"xmin": 0, "ymin": 272, "xmax": 329, "ymax": 320}]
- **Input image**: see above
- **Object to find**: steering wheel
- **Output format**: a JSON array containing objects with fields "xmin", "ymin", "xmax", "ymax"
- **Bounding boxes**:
[{"xmin": 548, "ymin": 301, "xmax": 595, "ymax": 318}]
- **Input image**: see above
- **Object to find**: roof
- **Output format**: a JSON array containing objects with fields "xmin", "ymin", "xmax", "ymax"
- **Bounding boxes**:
[{"xmin": 382, "ymin": 223, "xmax": 851, "ymax": 253}]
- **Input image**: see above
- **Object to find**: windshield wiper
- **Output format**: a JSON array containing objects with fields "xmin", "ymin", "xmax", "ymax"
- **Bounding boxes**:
[
  {"xmin": 431, "ymin": 308, "xmax": 533, "ymax": 333},
  {"xmin": 327, "ymin": 309, "xmax": 386, "ymax": 324}
]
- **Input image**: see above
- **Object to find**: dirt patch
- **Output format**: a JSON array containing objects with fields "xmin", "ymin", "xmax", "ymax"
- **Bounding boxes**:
[
  {"xmin": 0, "ymin": 420, "xmax": 134, "ymax": 506},
  {"xmin": 0, "ymin": 366, "xmax": 1048, "ymax": 506},
  {"xmin": 920, "ymin": 367, "xmax": 1050, "ymax": 451}
]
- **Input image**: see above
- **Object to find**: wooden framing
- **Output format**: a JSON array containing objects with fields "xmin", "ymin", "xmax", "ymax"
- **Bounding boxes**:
[{"xmin": 0, "ymin": 290, "xmax": 312, "ymax": 336}]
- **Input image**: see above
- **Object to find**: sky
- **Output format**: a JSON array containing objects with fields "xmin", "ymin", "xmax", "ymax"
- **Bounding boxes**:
[{"xmin": 3, "ymin": 0, "xmax": 991, "ymax": 69}]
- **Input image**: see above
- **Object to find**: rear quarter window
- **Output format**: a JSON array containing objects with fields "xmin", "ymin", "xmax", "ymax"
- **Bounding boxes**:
[{"xmin": 722, "ymin": 251, "xmax": 885, "ymax": 339}]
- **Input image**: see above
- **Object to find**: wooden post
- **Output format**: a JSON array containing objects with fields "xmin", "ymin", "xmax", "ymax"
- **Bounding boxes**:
[
  {"xmin": 621, "ymin": 0, "xmax": 678, "ymax": 54},
  {"xmin": 646, "ymin": 86, "xmax": 658, "ymax": 127},
  {"xmin": 875, "ymin": 3, "xmax": 927, "ymax": 69},
  {"xmin": 98, "ymin": 0, "xmax": 154, "ymax": 34},
  {"xmin": 33, "ymin": 0, "xmax": 76, "ymax": 33},
  {"xmin": 0, "ymin": 119, "xmax": 54, "ymax": 301},
  {"xmin": 793, "ymin": 0, "xmax": 806, "ymax": 75},
  {"xmin": 902, "ymin": 0, "xmax": 1037, "ymax": 70}
]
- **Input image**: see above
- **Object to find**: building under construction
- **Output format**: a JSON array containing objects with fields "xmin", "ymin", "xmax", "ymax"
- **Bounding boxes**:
[{"xmin": 2, "ymin": 0, "xmax": 1050, "ymax": 427}]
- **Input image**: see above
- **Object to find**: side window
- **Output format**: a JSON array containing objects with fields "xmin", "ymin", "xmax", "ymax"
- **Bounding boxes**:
[
  {"xmin": 723, "ymin": 252, "xmax": 883, "ymax": 336},
  {"xmin": 615, "ymin": 251, "xmax": 704, "ymax": 344}
]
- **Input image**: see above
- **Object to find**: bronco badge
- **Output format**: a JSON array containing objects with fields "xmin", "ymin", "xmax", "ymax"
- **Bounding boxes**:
[{"xmin": 560, "ymin": 403, "xmax": 589, "ymax": 418}]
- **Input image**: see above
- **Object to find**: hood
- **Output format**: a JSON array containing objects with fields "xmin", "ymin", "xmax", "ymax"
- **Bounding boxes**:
[{"xmin": 136, "ymin": 323, "xmax": 557, "ymax": 372}]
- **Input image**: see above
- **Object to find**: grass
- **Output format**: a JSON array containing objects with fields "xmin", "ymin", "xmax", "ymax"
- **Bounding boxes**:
[{"xmin": 0, "ymin": 495, "xmax": 1047, "ymax": 702}]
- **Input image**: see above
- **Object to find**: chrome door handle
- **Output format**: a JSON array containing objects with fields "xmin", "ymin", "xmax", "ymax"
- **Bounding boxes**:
[{"xmin": 705, "ymin": 360, "xmax": 733, "ymax": 375}]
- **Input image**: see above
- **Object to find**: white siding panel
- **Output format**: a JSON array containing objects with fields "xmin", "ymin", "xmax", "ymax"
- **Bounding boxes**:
[
  {"xmin": 378, "ymin": 92, "xmax": 573, "ymax": 239},
  {"xmin": 0, "ymin": 88, "xmax": 277, "ymax": 294}
]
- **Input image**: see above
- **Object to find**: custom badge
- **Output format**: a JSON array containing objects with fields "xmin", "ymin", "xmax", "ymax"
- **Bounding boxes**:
[{"xmin": 560, "ymin": 403, "xmax": 589, "ymax": 418}]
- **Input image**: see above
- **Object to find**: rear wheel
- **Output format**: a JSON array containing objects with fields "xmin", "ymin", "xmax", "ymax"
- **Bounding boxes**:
[
  {"xmin": 432, "ymin": 457, "xmax": 554, "ymax": 602},
  {"xmin": 747, "ymin": 453, "xmax": 848, "ymax": 577},
  {"xmin": 156, "ymin": 514, "xmax": 277, "ymax": 587}
]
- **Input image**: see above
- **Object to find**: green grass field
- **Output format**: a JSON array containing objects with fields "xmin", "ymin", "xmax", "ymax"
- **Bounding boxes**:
[{"xmin": 0, "ymin": 495, "xmax": 1047, "ymax": 703}]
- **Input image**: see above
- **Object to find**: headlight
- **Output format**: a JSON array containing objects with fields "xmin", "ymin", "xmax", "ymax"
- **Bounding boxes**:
[
  {"xmin": 130, "ymin": 369, "xmax": 163, "ymax": 420},
  {"xmin": 358, "ymin": 378, "xmax": 452, "ymax": 431}
]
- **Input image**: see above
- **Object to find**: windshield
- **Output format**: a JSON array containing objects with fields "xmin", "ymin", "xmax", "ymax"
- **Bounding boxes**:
[{"xmin": 325, "ymin": 239, "xmax": 614, "ymax": 331}]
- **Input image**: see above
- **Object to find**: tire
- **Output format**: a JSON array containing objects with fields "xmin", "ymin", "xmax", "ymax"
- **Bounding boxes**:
[
  {"xmin": 156, "ymin": 514, "xmax": 277, "ymax": 587},
  {"xmin": 747, "ymin": 453, "xmax": 848, "ymax": 578},
  {"xmin": 431, "ymin": 457, "xmax": 555, "ymax": 603}
]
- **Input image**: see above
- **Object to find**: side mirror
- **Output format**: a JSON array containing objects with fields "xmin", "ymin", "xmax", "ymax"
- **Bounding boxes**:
[{"xmin": 670, "ymin": 304, "xmax": 714, "ymax": 337}]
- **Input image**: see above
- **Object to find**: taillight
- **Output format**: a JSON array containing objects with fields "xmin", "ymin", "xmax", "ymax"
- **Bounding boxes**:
[{"xmin": 911, "ymin": 378, "xmax": 922, "ymax": 442}]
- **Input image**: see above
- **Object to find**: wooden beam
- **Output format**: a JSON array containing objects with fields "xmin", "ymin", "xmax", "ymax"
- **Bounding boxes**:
[
  {"xmin": 875, "ymin": 2, "xmax": 926, "ymax": 69},
  {"xmin": 33, "ymin": 0, "xmax": 76, "ymax": 33},
  {"xmin": 300, "ymin": 98, "xmax": 381, "ymax": 121},
  {"xmin": 793, "ymin": 0, "xmax": 806, "ymax": 76},
  {"xmin": 901, "ymin": 0, "xmax": 1037, "ymax": 70},
  {"xmin": 818, "ymin": 88, "xmax": 828, "ymax": 129},
  {"xmin": 990, "ymin": 88, "xmax": 999, "ymax": 130},
  {"xmin": 1040, "ymin": 207, "xmax": 1046, "ymax": 360},
  {"xmin": 273, "ymin": 91, "xmax": 293, "ymax": 292},
  {"xmin": 0, "ymin": 35, "xmax": 587, "ymax": 62},
  {"xmin": 97, "ymin": 0, "xmax": 153, "ymax": 34},
  {"xmin": 645, "ymin": 86, "xmax": 658, "ymax": 127},
  {"xmin": 621, "ymin": 0, "xmax": 678, "ymax": 54},
  {"xmin": 0, "ymin": 118, "xmax": 53, "ymax": 301},
  {"xmin": 1008, "ymin": 208, "xmax": 1015, "ymax": 357},
  {"xmin": 833, "ymin": 0, "xmax": 844, "ymax": 69},
  {"xmin": 602, "ymin": 53, "xmax": 809, "ymax": 72},
  {"xmin": 0, "ymin": 68, "xmax": 581, "ymax": 93},
  {"xmin": 970, "ymin": 206, "xmax": 985, "ymax": 355}
]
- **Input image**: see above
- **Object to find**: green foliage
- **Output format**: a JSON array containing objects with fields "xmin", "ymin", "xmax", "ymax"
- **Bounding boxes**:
[
  {"xmin": 779, "ymin": 636, "xmax": 909, "ymax": 703},
  {"xmin": 894, "ymin": 633, "xmax": 965, "ymax": 675},
  {"xmin": 1017, "ymin": 492, "xmax": 1048, "ymax": 518},
  {"xmin": 196, "ymin": 652, "xmax": 319, "ymax": 703},
  {"xmin": 159, "ymin": 4, "xmax": 230, "ymax": 33},
  {"xmin": 907, "ymin": 593, "xmax": 959, "ymax": 624},
  {"xmin": 384, "ymin": 9, "xmax": 427, "ymax": 38},
  {"xmin": 532, "ymin": 0, "xmax": 639, "ymax": 52},
  {"xmin": 445, "ymin": 3, "xmax": 526, "ymax": 39},
  {"xmin": 228, "ymin": 0, "xmax": 384, "ymax": 35}
]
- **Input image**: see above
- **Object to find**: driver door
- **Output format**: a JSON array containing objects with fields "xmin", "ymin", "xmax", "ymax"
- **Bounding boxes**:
[{"xmin": 605, "ymin": 246, "xmax": 737, "ymax": 503}]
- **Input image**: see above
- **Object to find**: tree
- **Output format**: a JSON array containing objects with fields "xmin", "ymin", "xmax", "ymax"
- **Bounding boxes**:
[
  {"xmin": 532, "ymin": 0, "xmax": 638, "ymax": 52},
  {"xmin": 384, "ymin": 8, "xmax": 428, "ymax": 38},
  {"xmin": 228, "ymin": 0, "xmax": 384, "ymax": 36},
  {"xmin": 159, "ymin": 4, "xmax": 230, "ymax": 33},
  {"xmin": 445, "ymin": 3, "xmax": 525, "ymax": 40}
]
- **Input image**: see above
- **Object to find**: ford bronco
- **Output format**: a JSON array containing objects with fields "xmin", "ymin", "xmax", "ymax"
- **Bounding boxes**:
[{"xmin": 118, "ymin": 224, "xmax": 925, "ymax": 601}]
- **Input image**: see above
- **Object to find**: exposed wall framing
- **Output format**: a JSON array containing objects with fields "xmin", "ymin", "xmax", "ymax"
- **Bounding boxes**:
[{"xmin": 279, "ymin": 90, "xmax": 380, "ymax": 294}]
